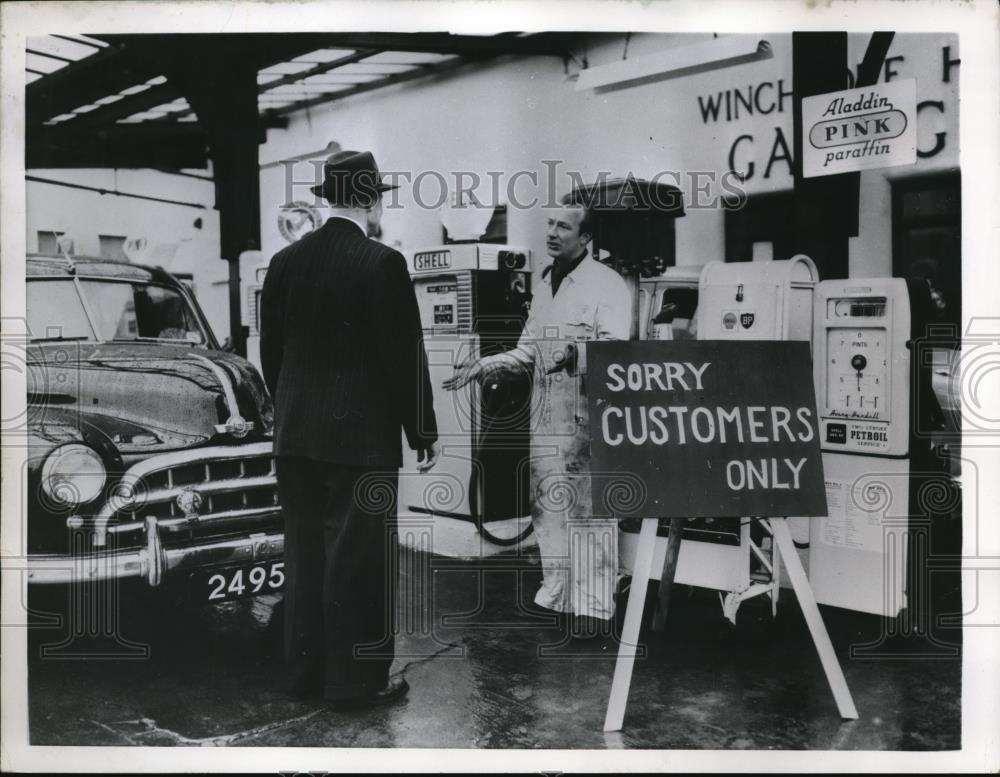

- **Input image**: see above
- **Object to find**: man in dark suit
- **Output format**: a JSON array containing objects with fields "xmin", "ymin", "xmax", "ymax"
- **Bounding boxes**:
[{"xmin": 260, "ymin": 149, "xmax": 439, "ymax": 707}]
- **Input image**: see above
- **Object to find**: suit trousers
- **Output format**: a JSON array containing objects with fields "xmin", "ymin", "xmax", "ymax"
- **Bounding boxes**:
[{"xmin": 276, "ymin": 456, "xmax": 398, "ymax": 701}]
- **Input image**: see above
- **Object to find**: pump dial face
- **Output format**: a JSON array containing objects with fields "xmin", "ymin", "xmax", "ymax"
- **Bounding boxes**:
[{"xmin": 826, "ymin": 326, "xmax": 888, "ymax": 419}]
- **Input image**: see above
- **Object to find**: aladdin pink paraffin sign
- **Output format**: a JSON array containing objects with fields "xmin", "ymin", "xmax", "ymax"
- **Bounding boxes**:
[{"xmin": 802, "ymin": 79, "xmax": 917, "ymax": 178}]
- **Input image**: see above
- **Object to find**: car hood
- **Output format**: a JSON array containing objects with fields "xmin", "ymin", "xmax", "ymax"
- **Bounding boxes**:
[{"xmin": 26, "ymin": 342, "xmax": 273, "ymax": 457}]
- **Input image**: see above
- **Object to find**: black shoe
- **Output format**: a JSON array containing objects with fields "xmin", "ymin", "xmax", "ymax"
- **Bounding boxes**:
[
  {"xmin": 330, "ymin": 676, "xmax": 409, "ymax": 710},
  {"xmin": 285, "ymin": 670, "xmax": 323, "ymax": 700}
]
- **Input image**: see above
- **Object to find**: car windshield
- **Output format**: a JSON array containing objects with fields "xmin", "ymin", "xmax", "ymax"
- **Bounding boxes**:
[{"xmin": 27, "ymin": 278, "xmax": 207, "ymax": 344}]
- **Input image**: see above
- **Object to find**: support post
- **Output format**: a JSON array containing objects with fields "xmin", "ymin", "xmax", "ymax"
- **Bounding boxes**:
[
  {"xmin": 204, "ymin": 71, "xmax": 262, "ymax": 358},
  {"xmin": 652, "ymin": 517, "xmax": 685, "ymax": 632},
  {"xmin": 791, "ymin": 31, "xmax": 853, "ymax": 279},
  {"xmin": 768, "ymin": 517, "xmax": 859, "ymax": 719},
  {"xmin": 603, "ymin": 517, "xmax": 658, "ymax": 733},
  {"xmin": 156, "ymin": 58, "xmax": 262, "ymax": 357}
]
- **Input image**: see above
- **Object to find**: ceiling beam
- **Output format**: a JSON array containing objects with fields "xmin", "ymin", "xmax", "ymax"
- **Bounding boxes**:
[
  {"xmin": 26, "ymin": 47, "xmax": 77, "ymax": 64},
  {"xmin": 95, "ymin": 33, "xmax": 359, "ymax": 71},
  {"xmin": 27, "ymin": 33, "xmax": 571, "ymax": 129},
  {"xmin": 27, "ymin": 124, "xmax": 208, "ymax": 169},
  {"xmin": 261, "ymin": 32, "xmax": 571, "ymax": 58},
  {"xmin": 26, "ymin": 43, "xmax": 163, "ymax": 126},
  {"xmin": 270, "ymin": 55, "xmax": 471, "ymax": 117},
  {"xmin": 28, "ymin": 33, "xmax": 331, "ymax": 126},
  {"xmin": 50, "ymin": 83, "xmax": 178, "ymax": 134},
  {"xmin": 50, "ymin": 34, "xmax": 106, "ymax": 50},
  {"xmin": 258, "ymin": 48, "xmax": 379, "ymax": 91},
  {"xmin": 25, "ymin": 32, "xmax": 574, "ymax": 169},
  {"xmin": 166, "ymin": 47, "xmax": 380, "ymax": 123},
  {"xmin": 95, "ymin": 32, "xmax": 570, "ymax": 60}
]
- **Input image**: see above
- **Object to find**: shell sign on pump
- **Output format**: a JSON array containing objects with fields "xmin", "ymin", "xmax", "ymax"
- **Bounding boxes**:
[{"xmin": 801, "ymin": 79, "xmax": 917, "ymax": 178}]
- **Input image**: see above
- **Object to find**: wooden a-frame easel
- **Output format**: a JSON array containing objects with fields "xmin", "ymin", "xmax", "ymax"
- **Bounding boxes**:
[{"xmin": 603, "ymin": 515, "xmax": 859, "ymax": 732}]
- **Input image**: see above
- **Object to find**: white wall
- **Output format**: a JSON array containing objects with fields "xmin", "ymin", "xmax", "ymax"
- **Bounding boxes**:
[
  {"xmin": 259, "ymin": 32, "xmax": 959, "ymax": 280},
  {"xmin": 25, "ymin": 167, "xmax": 229, "ymax": 338},
  {"xmin": 25, "ymin": 33, "xmax": 961, "ymax": 346}
]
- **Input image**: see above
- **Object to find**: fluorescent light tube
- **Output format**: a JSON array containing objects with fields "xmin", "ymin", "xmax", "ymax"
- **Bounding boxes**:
[{"xmin": 575, "ymin": 37, "xmax": 772, "ymax": 92}]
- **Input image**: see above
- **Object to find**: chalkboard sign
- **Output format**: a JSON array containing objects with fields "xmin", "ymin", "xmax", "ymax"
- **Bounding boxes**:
[{"xmin": 587, "ymin": 340, "xmax": 827, "ymax": 518}]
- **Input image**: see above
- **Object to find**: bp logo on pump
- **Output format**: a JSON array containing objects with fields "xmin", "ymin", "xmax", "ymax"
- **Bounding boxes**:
[
  {"xmin": 722, "ymin": 312, "xmax": 755, "ymax": 330},
  {"xmin": 801, "ymin": 79, "xmax": 917, "ymax": 178}
]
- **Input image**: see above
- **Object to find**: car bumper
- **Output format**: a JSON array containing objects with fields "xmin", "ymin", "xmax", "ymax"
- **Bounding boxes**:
[{"xmin": 26, "ymin": 517, "xmax": 284, "ymax": 587}]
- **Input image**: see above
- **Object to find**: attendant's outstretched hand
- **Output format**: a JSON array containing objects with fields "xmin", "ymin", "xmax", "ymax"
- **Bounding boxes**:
[{"xmin": 442, "ymin": 356, "xmax": 483, "ymax": 391}]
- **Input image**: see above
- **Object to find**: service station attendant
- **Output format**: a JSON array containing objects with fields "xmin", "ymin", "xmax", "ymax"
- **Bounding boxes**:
[{"xmin": 444, "ymin": 201, "xmax": 631, "ymax": 639}]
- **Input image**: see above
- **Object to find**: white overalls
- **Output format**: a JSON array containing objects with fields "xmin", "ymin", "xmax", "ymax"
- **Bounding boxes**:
[{"xmin": 485, "ymin": 255, "xmax": 631, "ymax": 618}]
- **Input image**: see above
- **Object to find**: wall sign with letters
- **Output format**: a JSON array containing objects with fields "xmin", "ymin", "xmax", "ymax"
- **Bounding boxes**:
[
  {"xmin": 587, "ymin": 340, "xmax": 827, "ymax": 518},
  {"xmin": 801, "ymin": 79, "xmax": 917, "ymax": 178}
]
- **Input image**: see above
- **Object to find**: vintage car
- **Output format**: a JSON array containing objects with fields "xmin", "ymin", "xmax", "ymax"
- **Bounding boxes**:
[{"xmin": 24, "ymin": 254, "xmax": 282, "ymax": 606}]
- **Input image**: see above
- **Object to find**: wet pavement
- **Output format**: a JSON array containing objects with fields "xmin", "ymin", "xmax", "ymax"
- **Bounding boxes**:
[{"xmin": 28, "ymin": 547, "xmax": 961, "ymax": 750}]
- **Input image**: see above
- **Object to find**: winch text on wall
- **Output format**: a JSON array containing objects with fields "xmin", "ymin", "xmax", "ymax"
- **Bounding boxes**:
[{"xmin": 702, "ymin": 45, "xmax": 958, "ymax": 182}]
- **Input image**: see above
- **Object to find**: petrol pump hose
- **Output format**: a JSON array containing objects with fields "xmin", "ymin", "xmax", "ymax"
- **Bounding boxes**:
[
  {"xmin": 468, "ymin": 367, "xmax": 535, "ymax": 547},
  {"xmin": 468, "ymin": 344, "xmax": 581, "ymax": 546}
]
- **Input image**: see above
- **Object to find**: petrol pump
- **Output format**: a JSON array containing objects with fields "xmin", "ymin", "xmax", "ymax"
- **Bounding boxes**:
[
  {"xmin": 637, "ymin": 266, "xmax": 701, "ymax": 342},
  {"xmin": 397, "ymin": 239, "xmax": 535, "ymax": 555},
  {"xmin": 619, "ymin": 256, "xmax": 820, "ymax": 618},
  {"xmin": 243, "ymin": 268, "xmax": 268, "ymax": 370},
  {"xmin": 809, "ymin": 278, "xmax": 937, "ymax": 617},
  {"xmin": 604, "ymin": 260, "xmax": 944, "ymax": 732},
  {"xmin": 620, "ymin": 258, "xmax": 939, "ymax": 624},
  {"xmin": 232, "ymin": 249, "xmax": 268, "ymax": 370}
]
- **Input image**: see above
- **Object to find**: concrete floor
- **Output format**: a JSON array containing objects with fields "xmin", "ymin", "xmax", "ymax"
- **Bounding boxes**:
[{"xmin": 28, "ymin": 547, "xmax": 961, "ymax": 750}]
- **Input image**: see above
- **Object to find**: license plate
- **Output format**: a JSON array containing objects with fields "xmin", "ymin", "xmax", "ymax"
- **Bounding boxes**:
[{"xmin": 192, "ymin": 561, "xmax": 285, "ymax": 602}]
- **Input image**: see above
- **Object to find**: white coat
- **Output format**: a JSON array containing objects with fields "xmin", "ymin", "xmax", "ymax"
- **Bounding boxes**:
[{"xmin": 485, "ymin": 254, "xmax": 631, "ymax": 618}]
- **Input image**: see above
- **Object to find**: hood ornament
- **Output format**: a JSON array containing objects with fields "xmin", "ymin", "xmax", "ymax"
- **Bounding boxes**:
[
  {"xmin": 188, "ymin": 354, "xmax": 255, "ymax": 439},
  {"xmin": 215, "ymin": 415, "xmax": 254, "ymax": 438}
]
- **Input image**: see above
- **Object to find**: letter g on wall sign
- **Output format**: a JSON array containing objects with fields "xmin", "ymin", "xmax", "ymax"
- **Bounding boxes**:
[{"xmin": 586, "ymin": 340, "xmax": 827, "ymax": 519}]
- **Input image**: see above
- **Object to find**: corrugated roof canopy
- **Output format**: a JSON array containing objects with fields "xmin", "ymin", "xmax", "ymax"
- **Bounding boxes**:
[{"xmin": 26, "ymin": 32, "xmax": 575, "ymax": 170}]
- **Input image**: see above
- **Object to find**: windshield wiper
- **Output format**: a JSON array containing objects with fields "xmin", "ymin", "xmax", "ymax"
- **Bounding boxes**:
[
  {"xmin": 109, "ymin": 337, "xmax": 200, "ymax": 346},
  {"xmin": 30, "ymin": 335, "xmax": 91, "ymax": 342}
]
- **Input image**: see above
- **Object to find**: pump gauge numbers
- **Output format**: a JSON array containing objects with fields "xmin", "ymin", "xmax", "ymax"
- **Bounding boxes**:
[{"xmin": 825, "ymin": 327, "xmax": 888, "ymax": 420}]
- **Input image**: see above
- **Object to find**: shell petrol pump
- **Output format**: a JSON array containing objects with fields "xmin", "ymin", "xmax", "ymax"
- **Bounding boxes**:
[{"xmin": 398, "ymin": 230, "xmax": 535, "ymax": 556}]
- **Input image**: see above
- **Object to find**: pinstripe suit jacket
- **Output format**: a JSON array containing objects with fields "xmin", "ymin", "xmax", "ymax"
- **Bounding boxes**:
[{"xmin": 259, "ymin": 217, "xmax": 438, "ymax": 467}]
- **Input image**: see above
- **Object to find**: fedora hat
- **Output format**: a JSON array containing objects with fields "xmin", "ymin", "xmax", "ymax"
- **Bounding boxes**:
[{"xmin": 311, "ymin": 149, "xmax": 398, "ymax": 206}]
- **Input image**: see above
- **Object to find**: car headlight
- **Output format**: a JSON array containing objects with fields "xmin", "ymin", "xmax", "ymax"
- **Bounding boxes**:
[{"xmin": 40, "ymin": 444, "xmax": 107, "ymax": 507}]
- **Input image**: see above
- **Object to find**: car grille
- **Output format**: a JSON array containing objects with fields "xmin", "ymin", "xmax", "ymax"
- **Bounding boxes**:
[{"xmin": 96, "ymin": 442, "xmax": 279, "ymax": 549}]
